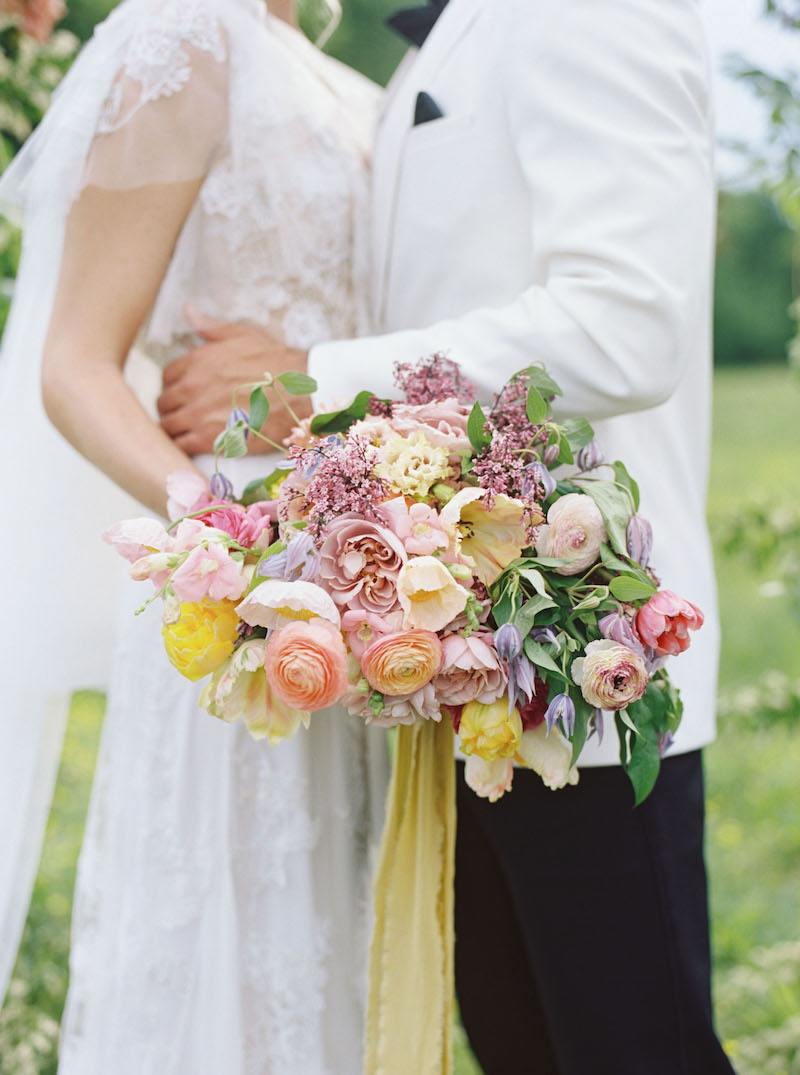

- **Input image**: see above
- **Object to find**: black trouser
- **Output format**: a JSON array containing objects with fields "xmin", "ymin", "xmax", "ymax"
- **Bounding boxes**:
[{"xmin": 454, "ymin": 751, "xmax": 736, "ymax": 1075}]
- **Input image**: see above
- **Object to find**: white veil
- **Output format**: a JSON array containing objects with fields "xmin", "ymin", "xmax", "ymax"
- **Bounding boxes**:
[{"xmin": 0, "ymin": 0, "xmax": 269, "ymax": 1001}]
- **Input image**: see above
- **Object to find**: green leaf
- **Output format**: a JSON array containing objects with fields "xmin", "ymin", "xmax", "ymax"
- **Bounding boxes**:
[
  {"xmin": 573, "ymin": 477, "xmax": 634, "ymax": 556},
  {"xmin": 562, "ymin": 417, "xmax": 595, "ymax": 452},
  {"xmin": 569, "ymin": 697, "xmax": 592, "ymax": 766},
  {"xmin": 525, "ymin": 386, "xmax": 547, "ymax": 425},
  {"xmin": 467, "ymin": 401, "xmax": 491, "ymax": 451},
  {"xmin": 612, "ymin": 460, "xmax": 641, "ymax": 512},
  {"xmin": 523, "ymin": 638, "xmax": 564, "ymax": 677},
  {"xmin": 309, "ymin": 390, "xmax": 374, "ymax": 435},
  {"xmin": 523, "ymin": 365, "xmax": 563, "ymax": 398},
  {"xmin": 615, "ymin": 713, "xmax": 631, "ymax": 766},
  {"xmin": 609, "ymin": 575, "xmax": 658, "ymax": 602},
  {"xmin": 523, "ymin": 555, "xmax": 573, "ymax": 570},
  {"xmin": 626, "ymin": 731, "xmax": 661, "ymax": 806},
  {"xmin": 571, "ymin": 585, "xmax": 609, "ymax": 612},
  {"xmin": 556, "ymin": 433, "xmax": 574, "ymax": 466},
  {"xmin": 517, "ymin": 567, "xmax": 549, "ymax": 596},
  {"xmin": 276, "ymin": 371, "xmax": 318, "ymax": 395},
  {"xmin": 239, "ymin": 466, "xmax": 292, "ymax": 506},
  {"xmin": 249, "ymin": 386, "xmax": 269, "ymax": 432},
  {"xmin": 513, "ymin": 594, "xmax": 557, "ymax": 639},
  {"xmin": 214, "ymin": 422, "xmax": 248, "ymax": 459}
]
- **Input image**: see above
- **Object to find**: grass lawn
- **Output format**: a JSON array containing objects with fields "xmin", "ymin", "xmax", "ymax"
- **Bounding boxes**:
[{"xmin": 1, "ymin": 365, "xmax": 798, "ymax": 1075}]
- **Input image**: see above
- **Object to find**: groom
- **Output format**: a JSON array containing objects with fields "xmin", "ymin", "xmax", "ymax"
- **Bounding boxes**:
[{"xmin": 158, "ymin": 1, "xmax": 734, "ymax": 1070}]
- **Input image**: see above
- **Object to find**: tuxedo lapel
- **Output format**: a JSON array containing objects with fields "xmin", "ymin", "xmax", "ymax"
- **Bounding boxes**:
[{"xmin": 371, "ymin": 0, "xmax": 482, "ymax": 322}]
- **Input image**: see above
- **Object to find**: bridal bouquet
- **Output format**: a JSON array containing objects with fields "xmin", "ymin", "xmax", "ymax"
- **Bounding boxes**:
[{"xmin": 106, "ymin": 354, "xmax": 702, "ymax": 804}]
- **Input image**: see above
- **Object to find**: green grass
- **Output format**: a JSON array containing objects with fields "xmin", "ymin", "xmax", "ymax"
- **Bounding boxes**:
[{"xmin": 2, "ymin": 367, "xmax": 799, "ymax": 1074}]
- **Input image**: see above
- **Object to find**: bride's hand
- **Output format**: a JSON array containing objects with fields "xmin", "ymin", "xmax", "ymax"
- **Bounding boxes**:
[{"xmin": 158, "ymin": 309, "xmax": 312, "ymax": 456}]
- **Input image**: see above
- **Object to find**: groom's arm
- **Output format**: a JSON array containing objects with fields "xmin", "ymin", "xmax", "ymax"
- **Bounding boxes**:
[{"xmin": 309, "ymin": 0, "xmax": 715, "ymax": 420}]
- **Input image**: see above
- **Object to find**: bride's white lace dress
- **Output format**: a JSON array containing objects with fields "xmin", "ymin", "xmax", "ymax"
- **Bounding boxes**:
[{"xmin": 33, "ymin": 2, "xmax": 390, "ymax": 1072}]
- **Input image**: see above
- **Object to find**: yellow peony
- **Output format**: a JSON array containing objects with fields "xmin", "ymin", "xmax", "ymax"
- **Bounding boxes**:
[
  {"xmin": 162, "ymin": 599, "xmax": 240, "ymax": 681},
  {"xmin": 376, "ymin": 430, "xmax": 452, "ymax": 499},
  {"xmin": 459, "ymin": 697, "xmax": 523, "ymax": 761}
]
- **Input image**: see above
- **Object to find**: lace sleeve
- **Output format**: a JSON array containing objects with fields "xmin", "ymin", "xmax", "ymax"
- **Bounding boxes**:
[{"xmin": 84, "ymin": 8, "xmax": 230, "ymax": 190}]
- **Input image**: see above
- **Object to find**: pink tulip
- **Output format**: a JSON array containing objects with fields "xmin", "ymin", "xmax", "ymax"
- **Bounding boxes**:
[{"xmin": 636, "ymin": 591, "xmax": 704, "ymax": 657}]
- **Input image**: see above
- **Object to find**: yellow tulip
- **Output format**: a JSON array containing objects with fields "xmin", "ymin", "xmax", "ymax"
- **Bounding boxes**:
[
  {"xmin": 459, "ymin": 697, "xmax": 523, "ymax": 761},
  {"xmin": 162, "ymin": 599, "xmax": 240, "ymax": 681}
]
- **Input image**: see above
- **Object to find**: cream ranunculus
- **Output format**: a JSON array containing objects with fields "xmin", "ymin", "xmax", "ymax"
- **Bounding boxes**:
[
  {"xmin": 515, "ymin": 723, "xmax": 579, "ymax": 790},
  {"xmin": 459, "ymin": 697, "xmax": 523, "ymax": 761},
  {"xmin": 200, "ymin": 639, "xmax": 309, "ymax": 743},
  {"xmin": 535, "ymin": 493, "xmax": 607, "ymax": 576},
  {"xmin": 396, "ymin": 556, "xmax": 470, "ymax": 632},
  {"xmin": 571, "ymin": 639, "xmax": 649, "ymax": 710},
  {"xmin": 235, "ymin": 579, "xmax": 341, "ymax": 630},
  {"xmin": 440, "ymin": 488, "xmax": 534, "ymax": 586},
  {"xmin": 464, "ymin": 755, "xmax": 514, "ymax": 802}
]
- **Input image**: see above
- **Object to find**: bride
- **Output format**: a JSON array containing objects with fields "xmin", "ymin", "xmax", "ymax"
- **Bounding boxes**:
[{"xmin": 0, "ymin": 0, "xmax": 390, "ymax": 1071}]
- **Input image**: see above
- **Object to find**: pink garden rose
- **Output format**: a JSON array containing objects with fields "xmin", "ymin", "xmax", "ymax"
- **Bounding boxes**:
[
  {"xmin": 264, "ymin": 618, "xmax": 348, "ymax": 711},
  {"xmin": 170, "ymin": 543, "xmax": 248, "ymax": 603},
  {"xmin": 535, "ymin": 493, "xmax": 607, "ymax": 576},
  {"xmin": 571, "ymin": 639, "xmax": 649, "ymax": 711},
  {"xmin": 432, "ymin": 631, "xmax": 507, "ymax": 706},
  {"xmin": 318, "ymin": 516, "xmax": 407, "ymax": 615},
  {"xmin": 196, "ymin": 503, "xmax": 273, "ymax": 549},
  {"xmin": 636, "ymin": 590, "xmax": 704, "ymax": 656},
  {"xmin": 360, "ymin": 629, "xmax": 443, "ymax": 696}
]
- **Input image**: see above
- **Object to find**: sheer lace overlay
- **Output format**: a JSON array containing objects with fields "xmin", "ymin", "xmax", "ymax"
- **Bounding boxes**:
[{"xmin": 23, "ymin": 1, "xmax": 390, "ymax": 1072}]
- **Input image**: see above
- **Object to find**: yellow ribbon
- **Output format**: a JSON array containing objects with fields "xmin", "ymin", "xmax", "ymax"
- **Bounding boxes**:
[{"xmin": 366, "ymin": 716, "xmax": 456, "ymax": 1075}]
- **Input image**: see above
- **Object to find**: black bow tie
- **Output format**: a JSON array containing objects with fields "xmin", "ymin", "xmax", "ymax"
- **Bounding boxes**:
[{"xmin": 387, "ymin": 0, "xmax": 450, "ymax": 48}]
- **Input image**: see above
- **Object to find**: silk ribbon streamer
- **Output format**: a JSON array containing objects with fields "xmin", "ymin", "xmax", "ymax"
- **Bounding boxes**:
[{"xmin": 365, "ymin": 716, "xmax": 456, "ymax": 1075}]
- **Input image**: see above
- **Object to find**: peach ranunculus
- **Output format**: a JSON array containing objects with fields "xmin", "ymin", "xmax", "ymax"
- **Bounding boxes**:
[
  {"xmin": 162, "ymin": 599, "xmax": 240, "ymax": 682},
  {"xmin": 515, "ymin": 724, "xmax": 579, "ymax": 790},
  {"xmin": 360, "ymin": 629, "xmax": 443, "ymax": 696},
  {"xmin": 432, "ymin": 631, "xmax": 507, "ymax": 706},
  {"xmin": 635, "ymin": 590, "xmax": 704, "ymax": 656},
  {"xmin": 264, "ymin": 618, "xmax": 348, "ymax": 711},
  {"xmin": 396, "ymin": 556, "xmax": 470, "ymax": 632},
  {"xmin": 571, "ymin": 639, "xmax": 649, "ymax": 711},
  {"xmin": 464, "ymin": 755, "xmax": 514, "ymax": 802},
  {"xmin": 440, "ymin": 488, "xmax": 534, "ymax": 586},
  {"xmin": 236, "ymin": 579, "xmax": 341, "ymax": 630},
  {"xmin": 535, "ymin": 493, "xmax": 607, "ymax": 576},
  {"xmin": 459, "ymin": 697, "xmax": 523, "ymax": 761},
  {"xmin": 318, "ymin": 516, "xmax": 407, "ymax": 616},
  {"xmin": 200, "ymin": 639, "xmax": 309, "ymax": 743}
]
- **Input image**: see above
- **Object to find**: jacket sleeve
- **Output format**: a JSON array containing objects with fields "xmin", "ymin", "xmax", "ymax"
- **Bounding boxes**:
[{"xmin": 309, "ymin": 0, "xmax": 715, "ymax": 419}]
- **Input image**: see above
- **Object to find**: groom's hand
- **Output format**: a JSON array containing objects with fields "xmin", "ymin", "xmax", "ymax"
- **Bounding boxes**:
[{"xmin": 157, "ymin": 307, "xmax": 311, "ymax": 456}]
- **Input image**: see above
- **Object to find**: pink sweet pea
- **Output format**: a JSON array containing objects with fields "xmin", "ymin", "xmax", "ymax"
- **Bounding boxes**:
[
  {"xmin": 636, "ymin": 591, "xmax": 704, "ymax": 656},
  {"xmin": 103, "ymin": 518, "xmax": 171, "ymax": 564},
  {"xmin": 379, "ymin": 498, "xmax": 450, "ymax": 556},
  {"xmin": 341, "ymin": 609, "xmax": 404, "ymax": 659},
  {"xmin": 170, "ymin": 544, "xmax": 248, "ymax": 603},
  {"xmin": 166, "ymin": 470, "xmax": 213, "ymax": 522}
]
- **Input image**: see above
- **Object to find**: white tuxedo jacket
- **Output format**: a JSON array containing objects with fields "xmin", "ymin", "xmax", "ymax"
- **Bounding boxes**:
[{"xmin": 310, "ymin": 0, "xmax": 719, "ymax": 765}]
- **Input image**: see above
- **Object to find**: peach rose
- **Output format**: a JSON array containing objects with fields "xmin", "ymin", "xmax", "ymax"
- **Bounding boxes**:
[
  {"xmin": 535, "ymin": 493, "xmax": 607, "ymax": 576},
  {"xmin": 264, "ymin": 618, "xmax": 348, "ymax": 711},
  {"xmin": 360, "ymin": 629, "xmax": 443, "ymax": 696}
]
